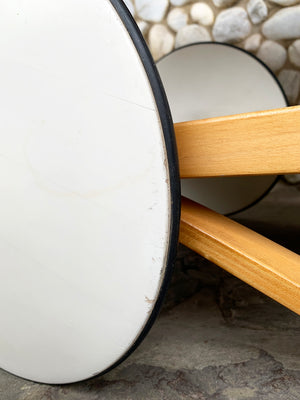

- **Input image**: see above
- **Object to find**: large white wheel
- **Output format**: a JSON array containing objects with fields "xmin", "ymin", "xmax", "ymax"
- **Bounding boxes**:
[{"xmin": 0, "ymin": 0, "xmax": 180, "ymax": 384}]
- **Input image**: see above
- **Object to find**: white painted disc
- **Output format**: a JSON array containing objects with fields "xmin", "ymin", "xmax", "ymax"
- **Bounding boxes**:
[
  {"xmin": 0, "ymin": 0, "xmax": 179, "ymax": 384},
  {"xmin": 157, "ymin": 43, "xmax": 287, "ymax": 215}
]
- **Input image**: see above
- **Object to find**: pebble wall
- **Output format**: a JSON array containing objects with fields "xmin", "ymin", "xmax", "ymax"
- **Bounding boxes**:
[{"xmin": 124, "ymin": 0, "xmax": 300, "ymax": 105}]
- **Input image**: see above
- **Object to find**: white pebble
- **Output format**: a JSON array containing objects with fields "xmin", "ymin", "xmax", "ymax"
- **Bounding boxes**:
[
  {"xmin": 212, "ymin": 0, "xmax": 237, "ymax": 7},
  {"xmin": 269, "ymin": 0, "xmax": 299, "ymax": 6},
  {"xmin": 123, "ymin": 0, "xmax": 135, "ymax": 16},
  {"xmin": 244, "ymin": 33, "xmax": 262, "ymax": 52},
  {"xmin": 262, "ymin": 6, "xmax": 300, "ymax": 40},
  {"xmin": 167, "ymin": 8, "xmax": 189, "ymax": 32},
  {"xmin": 135, "ymin": 0, "xmax": 169, "ymax": 22},
  {"xmin": 148, "ymin": 24, "xmax": 175, "ymax": 61},
  {"xmin": 247, "ymin": 0, "xmax": 268, "ymax": 24},
  {"xmin": 212, "ymin": 8, "xmax": 251, "ymax": 43},
  {"xmin": 137, "ymin": 20, "xmax": 150, "ymax": 36},
  {"xmin": 175, "ymin": 24, "xmax": 211, "ymax": 48},
  {"xmin": 170, "ymin": 0, "xmax": 192, "ymax": 5},
  {"xmin": 190, "ymin": 3, "xmax": 214, "ymax": 26},
  {"xmin": 288, "ymin": 40, "xmax": 300, "ymax": 67},
  {"xmin": 257, "ymin": 41, "xmax": 287, "ymax": 72},
  {"xmin": 278, "ymin": 69, "xmax": 300, "ymax": 104}
]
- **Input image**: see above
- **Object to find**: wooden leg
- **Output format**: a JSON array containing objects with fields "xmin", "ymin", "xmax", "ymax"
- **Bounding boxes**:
[
  {"xmin": 175, "ymin": 106, "xmax": 300, "ymax": 178},
  {"xmin": 180, "ymin": 197, "xmax": 300, "ymax": 315}
]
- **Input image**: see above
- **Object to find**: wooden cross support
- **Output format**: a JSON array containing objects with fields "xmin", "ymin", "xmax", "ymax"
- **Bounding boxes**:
[
  {"xmin": 177, "ymin": 106, "xmax": 300, "ymax": 315},
  {"xmin": 175, "ymin": 106, "xmax": 300, "ymax": 178}
]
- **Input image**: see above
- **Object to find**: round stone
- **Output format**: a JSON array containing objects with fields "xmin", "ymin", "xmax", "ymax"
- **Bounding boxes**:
[
  {"xmin": 257, "ymin": 41, "xmax": 287, "ymax": 72},
  {"xmin": 135, "ymin": 0, "xmax": 169, "ymax": 22},
  {"xmin": 244, "ymin": 33, "xmax": 262, "ymax": 52},
  {"xmin": 175, "ymin": 24, "xmax": 211, "ymax": 48},
  {"xmin": 170, "ymin": 0, "xmax": 192, "ymax": 5},
  {"xmin": 269, "ymin": 0, "xmax": 299, "ymax": 5},
  {"xmin": 278, "ymin": 69, "xmax": 300, "ymax": 104},
  {"xmin": 149, "ymin": 24, "xmax": 175, "ymax": 60},
  {"xmin": 262, "ymin": 6, "xmax": 300, "ymax": 40},
  {"xmin": 212, "ymin": 0, "xmax": 238, "ymax": 7},
  {"xmin": 190, "ymin": 3, "xmax": 215, "ymax": 26},
  {"xmin": 167, "ymin": 8, "xmax": 189, "ymax": 32},
  {"xmin": 212, "ymin": 8, "xmax": 251, "ymax": 43},
  {"xmin": 247, "ymin": 0, "xmax": 268, "ymax": 24},
  {"xmin": 137, "ymin": 20, "xmax": 150, "ymax": 36},
  {"xmin": 288, "ymin": 40, "xmax": 300, "ymax": 67}
]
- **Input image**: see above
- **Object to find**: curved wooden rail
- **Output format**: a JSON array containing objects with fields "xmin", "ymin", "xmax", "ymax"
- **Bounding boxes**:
[
  {"xmin": 175, "ymin": 106, "xmax": 300, "ymax": 178},
  {"xmin": 176, "ymin": 107, "xmax": 300, "ymax": 314},
  {"xmin": 180, "ymin": 197, "xmax": 300, "ymax": 315}
]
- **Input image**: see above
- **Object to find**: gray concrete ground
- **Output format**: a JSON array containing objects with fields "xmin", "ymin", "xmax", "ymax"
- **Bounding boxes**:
[{"xmin": 0, "ymin": 180, "xmax": 299, "ymax": 399}]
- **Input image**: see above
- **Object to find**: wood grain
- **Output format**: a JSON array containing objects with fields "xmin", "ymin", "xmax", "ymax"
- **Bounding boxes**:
[
  {"xmin": 180, "ymin": 197, "xmax": 300, "ymax": 315},
  {"xmin": 175, "ymin": 106, "xmax": 300, "ymax": 178}
]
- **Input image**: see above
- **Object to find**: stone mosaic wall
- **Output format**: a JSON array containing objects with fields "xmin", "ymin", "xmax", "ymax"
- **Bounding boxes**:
[{"xmin": 124, "ymin": 0, "xmax": 300, "ymax": 105}]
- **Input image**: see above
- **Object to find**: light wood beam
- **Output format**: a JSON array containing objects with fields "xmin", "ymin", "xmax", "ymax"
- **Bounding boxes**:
[
  {"xmin": 180, "ymin": 197, "xmax": 300, "ymax": 315},
  {"xmin": 175, "ymin": 106, "xmax": 300, "ymax": 178}
]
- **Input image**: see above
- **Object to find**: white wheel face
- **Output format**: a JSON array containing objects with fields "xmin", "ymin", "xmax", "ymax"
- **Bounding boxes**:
[
  {"xmin": 157, "ymin": 44, "xmax": 287, "ymax": 215},
  {"xmin": 0, "ymin": 0, "xmax": 179, "ymax": 384}
]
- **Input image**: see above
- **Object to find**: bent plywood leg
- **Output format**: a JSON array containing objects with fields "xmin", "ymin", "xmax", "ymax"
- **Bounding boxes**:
[
  {"xmin": 180, "ymin": 197, "xmax": 300, "ymax": 315},
  {"xmin": 175, "ymin": 106, "xmax": 300, "ymax": 178}
]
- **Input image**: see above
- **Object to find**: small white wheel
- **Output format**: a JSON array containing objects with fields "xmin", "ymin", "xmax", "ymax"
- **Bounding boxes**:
[{"xmin": 157, "ymin": 43, "xmax": 287, "ymax": 215}]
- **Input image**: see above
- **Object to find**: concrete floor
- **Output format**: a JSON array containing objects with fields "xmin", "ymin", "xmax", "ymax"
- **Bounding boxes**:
[{"xmin": 1, "ymin": 180, "xmax": 300, "ymax": 399}]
